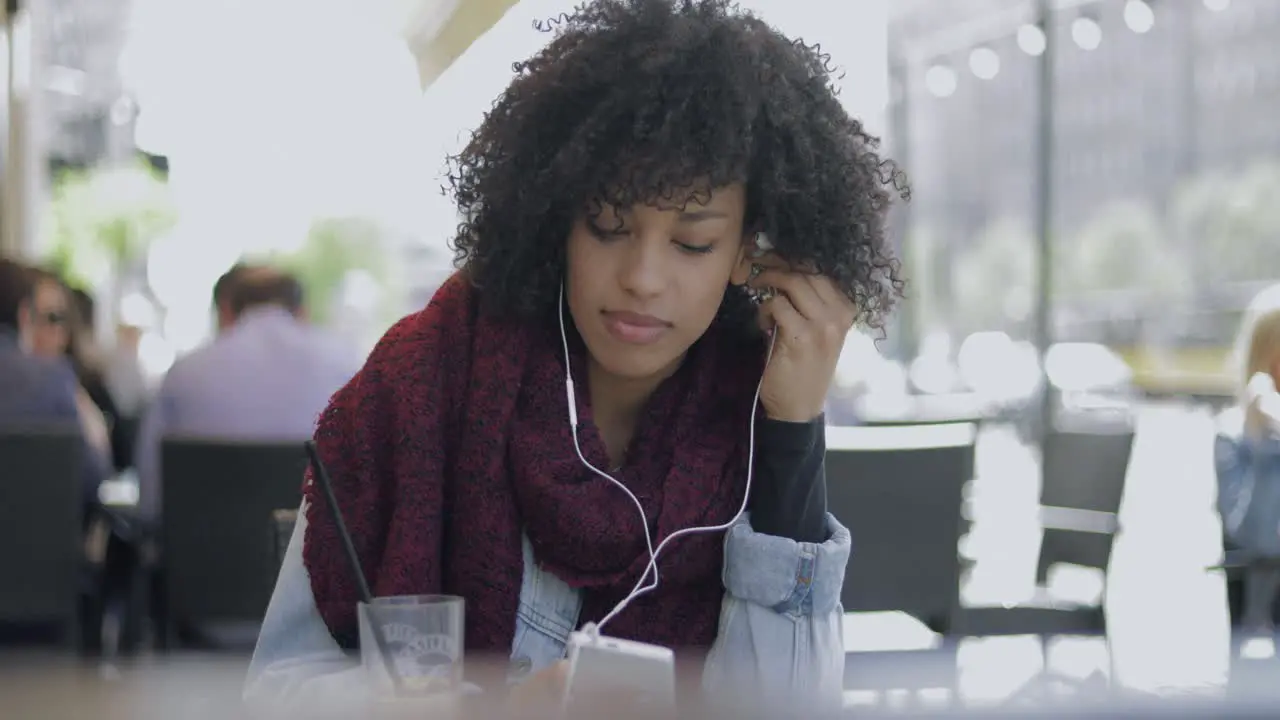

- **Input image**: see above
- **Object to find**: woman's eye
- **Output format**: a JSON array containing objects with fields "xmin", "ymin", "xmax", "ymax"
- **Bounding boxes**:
[
  {"xmin": 676, "ymin": 241, "xmax": 715, "ymax": 255},
  {"xmin": 588, "ymin": 221, "xmax": 629, "ymax": 239}
]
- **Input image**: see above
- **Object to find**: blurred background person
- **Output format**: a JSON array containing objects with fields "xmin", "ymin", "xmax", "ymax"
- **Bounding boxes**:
[
  {"xmin": 212, "ymin": 262, "xmax": 250, "ymax": 336},
  {"xmin": 1216, "ymin": 293, "xmax": 1280, "ymax": 631},
  {"xmin": 24, "ymin": 270, "xmax": 109, "ymax": 450},
  {"xmin": 0, "ymin": 259, "xmax": 115, "ymax": 651},
  {"xmin": 65, "ymin": 284, "xmax": 135, "ymax": 471},
  {"xmin": 24, "ymin": 268, "xmax": 134, "ymax": 472},
  {"xmin": 0, "ymin": 259, "xmax": 112, "ymax": 493},
  {"xmin": 133, "ymin": 266, "xmax": 360, "ymax": 523},
  {"xmin": 24, "ymin": 267, "xmax": 73, "ymax": 359}
]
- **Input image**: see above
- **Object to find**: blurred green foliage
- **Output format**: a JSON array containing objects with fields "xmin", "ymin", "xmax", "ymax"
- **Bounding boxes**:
[
  {"xmin": 950, "ymin": 160, "xmax": 1280, "ymax": 334},
  {"xmin": 1061, "ymin": 200, "xmax": 1190, "ymax": 303},
  {"xmin": 272, "ymin": 216, "xmax": 393, "ymax": 326},
  {"xmin": 42, "ymin": 160, "xmax": 177, "ymax": 289},
  {"xmin": 1172, "ymin": 162, "xmax": 1280, "ymax": 285}
]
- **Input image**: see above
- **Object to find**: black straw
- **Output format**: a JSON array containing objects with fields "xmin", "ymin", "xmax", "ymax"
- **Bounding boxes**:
[
  {"xmin": 305, "ymin": 441, "xmax": 373, "ymax": 602},
  {"xmin": 304, "ymin": 440, "xmax": 407, "ymax": 695}
]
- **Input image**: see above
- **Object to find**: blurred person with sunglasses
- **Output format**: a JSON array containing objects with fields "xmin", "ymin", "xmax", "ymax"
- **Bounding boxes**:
[
  {"xmin": 0, "ymin": 258, "xmax": 111, "ymax": 506},
  {"xmin": 22, "ymin": 268, "xmax": 113, "ymax": 465},
  {"xmin": 25, "ymin": 267, "xmax": 72, "ymax": 358},
  {"xmin": 0, "ymin": 260, "xmax": 122, "ymax": 652}
]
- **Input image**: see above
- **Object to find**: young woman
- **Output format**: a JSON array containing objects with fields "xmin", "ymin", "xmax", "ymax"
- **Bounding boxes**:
[
  {"xmin": 21, "ymin": 268, "xmax": 113, "ymax": 464},
  {"xmin": 1217, "ymin": 293, "xmax": 1280, "ymax": 630},
  {"xmin": 247, "ymin": 0, "xmax": 905, "ymax": 711}
]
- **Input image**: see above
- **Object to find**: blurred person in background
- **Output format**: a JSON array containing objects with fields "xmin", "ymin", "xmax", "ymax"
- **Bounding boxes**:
[
  {"xmin": 65, "ymin": 285, "xmax": 135, "ymax": 471},
  {"xmin": 0, "ymin": 258, "xmax": 110, "ymax": 505},
  {"xmin": 25, "ymin": 270, "xmax": 132, "ymax": 471},
  {"xmin": 68, "ymin": 286, "xmax": 110, "ymax": 407},
  {"xmin": 1216, "ymin": 295, "xmax": 1280, "ymax": 631},
  {"xmin": 24, "ymin": 267, "xmax": 73, "ymax": 358},
  {"xmin": 26, "ymin": 271, "xmax": 115, "ymax": 439},
  {"xmin": 212, "ymin": 262, "xmax": 250, "ymax": 335},
  {"xmin": 0, "ymin": 259, "xmax": 116, "ymax": 651},
  {"xmin": 133, "ymin": 266, "xmax": 359, "ymax": 523}
]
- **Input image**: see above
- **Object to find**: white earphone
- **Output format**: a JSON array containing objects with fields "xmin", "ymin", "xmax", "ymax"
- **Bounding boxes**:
[{"xmin": 558, "ymin": 232, "xmax": 776, "ymax": 633}]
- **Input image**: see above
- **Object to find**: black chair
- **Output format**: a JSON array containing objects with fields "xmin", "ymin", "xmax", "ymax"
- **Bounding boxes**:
[
  {"xmin": 951, "ymin": 424, "xmax": 1135, "ymax": 702},
  {"xmin": 829, "ymin": 423, "xmax": 976, "ymax": 625},
  {"xmin": 0, "ymin": 429, "xmax": 84, "ymax": 650},
  {"xmin": 826, "ymin": 422, "xmax": 977, "ymax": 701},
  {"xmin": 158, "ymin": 439, "xmax": 305, "ymax": 650},
  {"xmin": 1036, "ymin": 427, "xmax": 1135, "ymax": 582}
]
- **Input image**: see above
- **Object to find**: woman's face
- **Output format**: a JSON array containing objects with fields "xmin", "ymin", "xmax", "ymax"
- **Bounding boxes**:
[
  {"xmin": 566, "ymin": 183, "xmax": 752, "ymax": 385},
  {"xmin": 22, "ymin": 279, "xmax": 71, "ymax": 358}
]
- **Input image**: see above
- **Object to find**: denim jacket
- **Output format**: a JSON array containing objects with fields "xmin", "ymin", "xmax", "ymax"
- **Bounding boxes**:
[
  {"xmin": 244, "ymin": 503, "xmax": 850, "ymax": 713},
  {"xmin": 1216, "ymin": 408, "xmax": 1280, "ymax": 556}
]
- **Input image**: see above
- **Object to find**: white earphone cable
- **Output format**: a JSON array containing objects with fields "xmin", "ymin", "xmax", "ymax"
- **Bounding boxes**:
[{"xmin": 558, "ymin": 283, "xmax": 775, "ymax": 634}]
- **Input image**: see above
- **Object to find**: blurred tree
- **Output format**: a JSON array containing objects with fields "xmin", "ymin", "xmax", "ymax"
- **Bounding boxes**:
[
  {"xmin": 1059, "ymin": 201, "xmax": 1190, "ymax": 305},
  {"xmin": 953, "ymin": 218, "xmax": 1035, "ymax": 335},
  {"xmin": 1173, "ymin": 162, "xmax": 1280, "ymax": 286},
  {"xmin": 41, "ymin": 160, "xmax": 177, "ymax": 290},
  {"xmin": 276, "ymin": 216, "xmax": 392, "ymax": 325}
]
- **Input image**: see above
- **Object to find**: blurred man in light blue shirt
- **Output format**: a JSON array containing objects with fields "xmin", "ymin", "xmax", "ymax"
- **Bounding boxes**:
[{"xmin": 134, "ymin": 267, "xmax": 360, "ymax": 521}]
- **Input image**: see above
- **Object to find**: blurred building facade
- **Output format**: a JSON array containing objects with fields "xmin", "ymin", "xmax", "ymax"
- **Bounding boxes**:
[
  {"xmin": 43, "ymin": 0, "xmax": 135, "ymax": 171},
  {"xmin": 894, "ymin": 0, "xmax": 1280, "ymax": 260},
  {"xmin": 1, "ymin": 0, "xmax": 133, "ymax": 257},
  {"xmin": 891, "ymin": 0, "xmax": 1280, "ymax": 394}
]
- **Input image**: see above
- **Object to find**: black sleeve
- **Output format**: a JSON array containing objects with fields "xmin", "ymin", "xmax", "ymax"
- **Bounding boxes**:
[
  {"xmin": 747, "ymin": 415, "xmax": 828, "ymax": 543},
  {"xmin": 82, "ymin": 372, "xmax": 119, "ymax": 422}
]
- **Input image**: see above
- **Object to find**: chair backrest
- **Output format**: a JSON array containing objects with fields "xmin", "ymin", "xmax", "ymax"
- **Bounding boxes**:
[
  {"xmin": 826, "ymin": 423, "xmax": 977, "ymax": 629},
  {"xmin": 161, "ymin": 439, "xmax": 305, "ymax": 625},
  {"xmin": 1040, "ymin": 427, "xmax": 1135, "ymax": 515},
  {"xmin": 1036, "ymin": 427, "xmax": 1135, "ymax": 577},
  {"xmin": 0, "ymin": 430, "xmax": 83, "ymax": 624},
  {"xmin": 271, "ymin": 509, "xmax": 298, "ymax": 573}
]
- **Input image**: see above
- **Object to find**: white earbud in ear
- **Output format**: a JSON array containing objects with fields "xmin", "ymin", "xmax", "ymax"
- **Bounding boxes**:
[
  {"xmin": 745, "ymin": 232, "xmax": 776, "ymax": 304},
  {"xmin": 750, "ymin": 232, "xmax": 773, "ymax": 259}
]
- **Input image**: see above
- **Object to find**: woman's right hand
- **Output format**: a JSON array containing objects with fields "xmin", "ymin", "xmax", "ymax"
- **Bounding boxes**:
[
  {"xmin": 506, "ymin": 660, "xmax": 569, "ymax": 711},
  {"xmin": 504, "ymin": 660, "xmax": 668, "ymax": 718}
]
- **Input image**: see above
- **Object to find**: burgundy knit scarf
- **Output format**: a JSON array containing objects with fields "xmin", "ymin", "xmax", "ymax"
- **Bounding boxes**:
[{"xmin": 303, "ymin": 271, "xmax": 765, "ymax": 654}]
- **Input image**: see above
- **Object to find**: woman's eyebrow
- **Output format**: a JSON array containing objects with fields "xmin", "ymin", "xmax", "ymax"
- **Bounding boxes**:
[{"xmin": 677, "ymin": 209, "xmax": 730, "ymax": 223}]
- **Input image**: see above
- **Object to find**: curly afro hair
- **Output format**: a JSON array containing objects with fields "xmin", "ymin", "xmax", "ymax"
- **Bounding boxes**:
[{"xmin": 448, "ymin": 0, "xmax": 907, "ymax": 332}]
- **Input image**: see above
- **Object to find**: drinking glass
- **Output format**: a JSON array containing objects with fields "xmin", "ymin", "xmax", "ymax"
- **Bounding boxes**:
[{"xmin": 358, "ymin": 594, "xmax": 465, "ymax": 699}]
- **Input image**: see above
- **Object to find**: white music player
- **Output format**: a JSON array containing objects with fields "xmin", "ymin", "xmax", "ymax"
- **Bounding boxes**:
[{"xmin": 562, "ymin": 629, "xmax": 676, "ymax": 711}]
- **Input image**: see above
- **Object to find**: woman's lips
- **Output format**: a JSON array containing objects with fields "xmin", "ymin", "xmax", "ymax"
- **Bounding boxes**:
[{"xmin": 601, "ymin": 311, "xmax": 671, "ymax": 345}]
